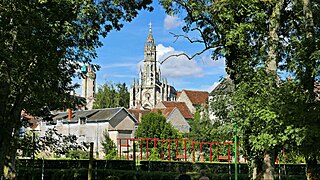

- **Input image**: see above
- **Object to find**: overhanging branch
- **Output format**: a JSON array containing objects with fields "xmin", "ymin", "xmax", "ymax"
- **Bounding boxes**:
[{"xmin": 159, "ymin": 46, "xmax": 213, "ymax": 64}]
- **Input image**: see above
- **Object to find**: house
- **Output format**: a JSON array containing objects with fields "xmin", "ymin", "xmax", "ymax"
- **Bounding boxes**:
[
  {"xmin": 209, "ymin": 76, "xmax": 234, "ymax": 121},
  {"xmin": 40, "ymin": 107, "xmax": 137, "ymax": 158},
  {"xmin": 127, "ymin": 108, "xmax": 150, "ymax": 124},
  {"xmin": 153, "ymin": 101, "xmax": 193, "ymax": 133},
  {"xmin": 177, "ymin": 90, "xmax": 209, "ymax": 114}
]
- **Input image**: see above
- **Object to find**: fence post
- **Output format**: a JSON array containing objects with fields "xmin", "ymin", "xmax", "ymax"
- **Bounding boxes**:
[{"xmin": 88, "ymin": 142, "xmax": 94, "ymax": 180}]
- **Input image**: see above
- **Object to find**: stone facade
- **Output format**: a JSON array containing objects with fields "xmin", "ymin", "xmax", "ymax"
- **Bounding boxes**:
[
  {"xmin": 81, "ymin": 65, "xmax": 96, "ymax": 110},
  {"xmin": 130, "ymin": 24, "xmax": 177, "ymax": 110}
]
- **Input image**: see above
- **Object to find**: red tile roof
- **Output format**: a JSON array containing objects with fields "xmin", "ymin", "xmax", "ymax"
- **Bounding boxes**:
[
  {"xmin": 128, "ymin": 108, "xmax": 150, "ymax": 123},
  {"xmin": 177, "ymin": 91, "xmax": 182, "ymax": 99},
  {"xmin": 183, "ymin": 90, "xmax": 209, "ymax": 105},
  {"xmin": 151, "ymin": 107, "xmax": 175, "ymax": 119},
  {"xmin": 21, "ymin": 110, "xmax": 39, "ymax": 129},
  {"xmin": 157, "ymin": 101, "xmax": 193, "ymax": 119}
]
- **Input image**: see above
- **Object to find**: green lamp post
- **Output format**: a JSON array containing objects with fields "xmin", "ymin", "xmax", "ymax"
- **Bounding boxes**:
[
  {"xmin": 233, "ymin": 118, "xmax": 238, "ymax": 180},
  {"xmin": 230, "ymin": 115, "xmax": 238, "ymax": 180}
]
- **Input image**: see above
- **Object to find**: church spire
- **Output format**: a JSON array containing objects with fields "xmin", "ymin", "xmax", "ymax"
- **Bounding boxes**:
[{"xmin": 149, "ymin": 22, "xmax": 152, "ymax": 33}]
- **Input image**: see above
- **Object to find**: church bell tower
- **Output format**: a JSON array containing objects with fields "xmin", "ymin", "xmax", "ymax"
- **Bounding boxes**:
[
  {"xmin": 129, "ymin": 23, "xmax": 177, "ymax": 110},
  {"xmin": 143, "ymin": 22, "xmax": 157, "ymax": 86},
  {"xmin": 81, "ymin": 65, "xmax": 96, "ymax": 110}
]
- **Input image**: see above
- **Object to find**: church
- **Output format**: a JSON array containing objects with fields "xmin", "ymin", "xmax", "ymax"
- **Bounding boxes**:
[{"xmin": 130, "ymin": 24, "xmax": 177, "ymax": 110}]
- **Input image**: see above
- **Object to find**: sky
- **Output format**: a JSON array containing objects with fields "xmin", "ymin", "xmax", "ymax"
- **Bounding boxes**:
[{"xmin": 75, "ymin": 2, "xmax": 226, "ymax": 94}]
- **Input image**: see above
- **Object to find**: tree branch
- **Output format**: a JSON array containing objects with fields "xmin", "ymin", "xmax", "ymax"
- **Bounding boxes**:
[
  {"xmin": 160, "ymin": 46, "xmax": 214, "ymax": 64},
  {"xmin": 170, "ymin": 32, "xmax": 205, "ymax": 44}
]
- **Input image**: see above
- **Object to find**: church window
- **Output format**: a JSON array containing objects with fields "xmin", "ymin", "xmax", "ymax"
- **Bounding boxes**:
[{"xmin": 145, "ymin": 93, "xmax": 151, "ymax": 100}]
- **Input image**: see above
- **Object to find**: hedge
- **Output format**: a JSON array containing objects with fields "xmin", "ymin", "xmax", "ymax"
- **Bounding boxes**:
[{"xmin": 16, "ymin": 159, "xmax": 318, "ymax": 180}]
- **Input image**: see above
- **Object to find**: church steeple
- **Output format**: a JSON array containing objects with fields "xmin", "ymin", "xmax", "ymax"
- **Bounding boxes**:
[
  {"xmin": 143, "ymin": 23, "xmax": 157, "ymax": 86},
  {"xmin": 144, "ymin": 22, "xmax": 156, "ymax": 62},
  {"xmin": 129, "ymin": 23, "xmax": 177, "ymax": 109}
]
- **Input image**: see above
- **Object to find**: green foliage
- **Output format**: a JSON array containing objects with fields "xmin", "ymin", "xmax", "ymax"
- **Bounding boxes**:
[
  {"xmin": 135, "ymin": 112, "xmax": 181, "ymax": 139},
  {"xmin": 17, "ymin": 130, "xmax": 37, "ymax": 158},
  {"xmin": 284, "ymin": 149, "xmax": 306, "ymax": 164},
  {"xmin": 65, "ymin": 150, "xmax": 89, "ymax": 159},
  {"xmin": 93, "ymin": 81, "xmax": 130, "ymax": 109},
  {"xmin": 149, "ymin": 148, "xmax": 160, "ymax": 161},
  {"xmin": 17, "ymin": 128, "xmax": 87, "ymax": 158},
  {"xmin": 160, "ymin": 0, "xmax": 320, "ymax": 178},
  {"xmin": 0, "ymin": 0, "xmax": 153, "ymax": 175},
  {"xmin": 188, "ymin": 108, "xmax": 233, "ymax": 143},
  {"xmin": 101, "ymin": 130, "xmax": 117, "ymax": 160}
]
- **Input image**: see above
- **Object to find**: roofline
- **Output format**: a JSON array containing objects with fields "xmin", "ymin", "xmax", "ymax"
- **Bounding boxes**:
[
  {"xmin": 122, "ymin": 108, "xmax": 138, "ymax": 123},
  {"xmin": 182, "ymin": 89, "xmax": 209, "ymax": 93},
  {"xmin": 166, "ymin": 107, "xmax": 178, "ymax": 122}
]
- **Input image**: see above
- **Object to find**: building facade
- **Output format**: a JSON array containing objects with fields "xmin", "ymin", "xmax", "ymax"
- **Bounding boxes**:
[
  {"xmin": 130, "ymin": 24, "xmax": 177, "ymax": 110},
  {"xmin": 40, "ymin": 108, "xmax": 137, "ymax": 158}
]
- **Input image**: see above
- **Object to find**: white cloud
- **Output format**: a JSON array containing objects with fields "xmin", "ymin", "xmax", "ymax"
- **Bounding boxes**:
[
  {"xmin": 157, "ymin": 44, "xmax": 203, "ymax": 78},
  {"xmin": 164, "ymin": 15, "xmax": 184, "ymax": 30},
  {"xmin": 136, "ymin": 44, "xmax": 203, "ymax": 78}
]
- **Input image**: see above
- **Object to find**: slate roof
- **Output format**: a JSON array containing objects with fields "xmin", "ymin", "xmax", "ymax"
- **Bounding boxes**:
[
  {"xmin": 52, "ymin": 112, "xmax": 68, "ymax": 120},
  {"xmin": 157, "ymin": 101, "xmax": 193, "ymax": 119},
  {"xmin": 182, "ymin": 90, "xmax": 209, "ymax": 105},
  {"xmin": 52, "ymin": 108, "xmax": 133, "ymax": 123},
  {"xmin": 87, "ymin": 108, "xmax": 120, "ymax": 121}
]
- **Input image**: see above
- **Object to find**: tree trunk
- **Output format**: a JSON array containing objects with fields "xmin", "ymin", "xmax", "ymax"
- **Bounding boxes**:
[
  {"xmin": 266, "ymin": 0, "xmax": 284, "ymax": 72},
  {"xmin": 252, "ymin": 157, "xmax": 263, "ymax": 180},
  {"xmin": 0, "ymin": 111, "xmax": 20, "ymax": 180},
  {"xmin": 306, "ymin": 156, "xmax": 317, "ymax": 180},
  {"xmin": 301, "ymin": 1, "xmax": 317, "ymax": 179},
  {"xmin": 263, "ymin": 150, "xmax": 275, "ymax": 180},
  {"xmin": 302, "ymin": 0, "xmax": 316, "ymax": 94}
]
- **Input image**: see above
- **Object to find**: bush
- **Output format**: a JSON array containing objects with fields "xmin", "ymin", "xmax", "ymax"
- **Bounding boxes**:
[{"xmin": 66, "ymin": 150, "xmax": 89, "ymax": 159}]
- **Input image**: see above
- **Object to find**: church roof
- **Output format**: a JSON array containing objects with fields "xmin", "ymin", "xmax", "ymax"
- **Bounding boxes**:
[
  {"xmin": 157, "ymin": 101, "xmax": 193, "ymax": 119},
  {"xmin": 182, "ymin": 90, "xmax": 209, "ymax": 105}
]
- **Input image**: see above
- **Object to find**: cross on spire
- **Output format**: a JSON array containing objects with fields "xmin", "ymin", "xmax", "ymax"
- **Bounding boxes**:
[{"xmin": 149, "ymin": 22, "xmax": 152, "ymax": 33}]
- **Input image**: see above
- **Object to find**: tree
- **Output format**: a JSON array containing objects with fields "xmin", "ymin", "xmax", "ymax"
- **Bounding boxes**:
[
  {"xmin": 135, "ymin": 112, "xmax": 181, "ymax": 140},
  {"xmin": 135, "ymin": 112, "xmax": 181, "ymax": 160},
  {"xmin": 188, "ymin": 108, "xmax": 232, "ymax": 143},
  {"xmin": 0, "ymin": 0, "xmax": 152, "ymax": 178},
  {"xmin": 93, "ymin": 81, "xmax": 130, "ymax": 109},
  {"xmin": 17, "ymin": 128, "xmax": 87, "ymax": 158},
  {"xmin": 101, "ymin": 130, "xmax": 117, "ymax": 160},
  {"xmin": 159, "ymin": 0, "xmax": 320, "ymax": 179}
]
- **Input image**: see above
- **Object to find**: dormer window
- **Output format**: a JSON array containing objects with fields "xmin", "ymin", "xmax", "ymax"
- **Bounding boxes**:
[{"xmin": 80, "ymin": 117, "xmax": 86, "ymax": 125}]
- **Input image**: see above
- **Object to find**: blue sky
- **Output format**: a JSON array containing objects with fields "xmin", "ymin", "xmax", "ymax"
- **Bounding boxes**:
[{"xmin": 75, "ymin": 2, "xmax": 226, "ymax": 94}]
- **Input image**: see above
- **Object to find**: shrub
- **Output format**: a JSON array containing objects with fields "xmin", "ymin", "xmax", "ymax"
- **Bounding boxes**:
[{"xmin": 66, "ymin": 150, "xmax": 89, "ymax": 159}]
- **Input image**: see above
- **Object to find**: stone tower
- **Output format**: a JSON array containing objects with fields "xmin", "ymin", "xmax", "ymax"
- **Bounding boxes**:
[
  {"xmin": 81, "ymin": 65, "xmax": 96, "ymax": 110},
  {"xmin": 130, "ymin": 23, "xmax": 177, "ymax": 110}
]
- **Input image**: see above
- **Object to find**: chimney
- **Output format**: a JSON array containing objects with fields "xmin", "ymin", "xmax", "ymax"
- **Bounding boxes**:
[{"xmin": 68, "ymin": 108, "xmax": 72, "ymax": 121}]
